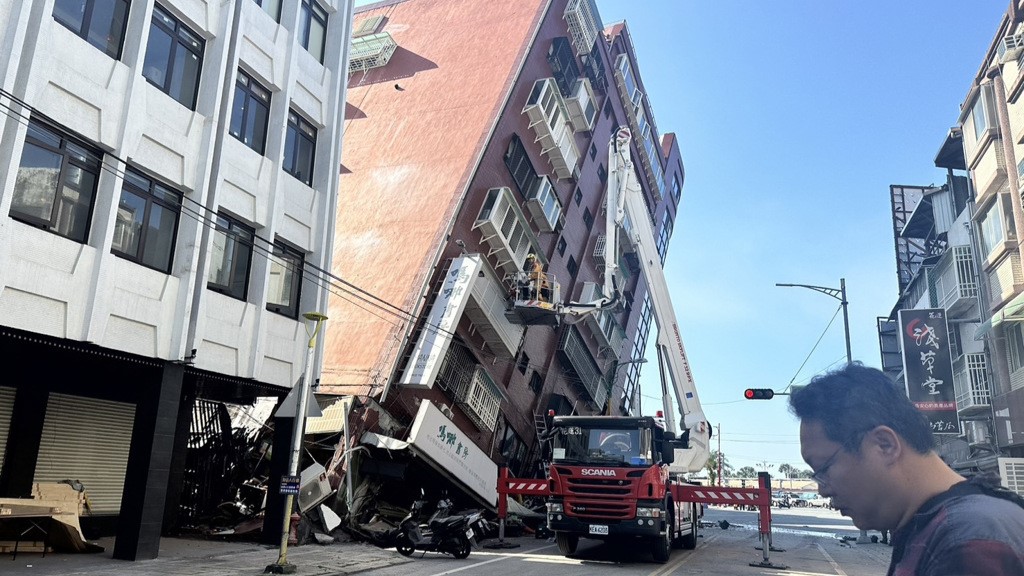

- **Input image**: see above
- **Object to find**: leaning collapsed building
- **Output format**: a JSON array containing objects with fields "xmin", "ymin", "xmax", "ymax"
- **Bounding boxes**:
[
  {"xmin": 319, "ymin": 0, "xmax": 687, "ymax": 513},
  {"xmin": 0, "ymin": 0, "xmax": 354, "ymax": 558}
]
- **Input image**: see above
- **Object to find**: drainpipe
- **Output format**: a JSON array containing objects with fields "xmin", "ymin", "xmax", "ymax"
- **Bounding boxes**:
[{"xmin": 988, "ymin": 67, "xmax": 1024, "ymax": 249}]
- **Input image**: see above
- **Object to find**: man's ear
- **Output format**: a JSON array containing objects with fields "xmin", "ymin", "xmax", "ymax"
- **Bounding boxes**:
[{"xmin": 863, "ymin": 425, "xmax": 901, "ymax": 464}]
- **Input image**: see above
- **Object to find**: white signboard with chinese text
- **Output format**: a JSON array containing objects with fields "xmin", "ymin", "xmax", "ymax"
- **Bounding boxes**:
[
  {"xmin": 399, "ymin": 254, "xmax": 482, "ymax": 388},
  {"xmin": 407, "ymin": 400, "xmax": 498, "ymax": 507}
]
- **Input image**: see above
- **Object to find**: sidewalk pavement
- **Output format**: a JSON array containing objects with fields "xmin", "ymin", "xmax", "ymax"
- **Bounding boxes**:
[{"xmin": 2, "ymin": 536, "xmax": 413, "ymax": 576}]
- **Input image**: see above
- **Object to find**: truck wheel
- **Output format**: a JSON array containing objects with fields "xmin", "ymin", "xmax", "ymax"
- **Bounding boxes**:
[
  {"xmin": 651, "ymin": 528, "xmax": 671, "ymax": 563},
  {"xmin": 669, "ymin": 507, "xmax": 683, "ymax": 550},
  {"xmin": 555, "ymin": 533, "xmax": 578, "ymax": 555},
  {"xmin": 681, "ymin": 504, "xmax": 698, "ymax": 550}
]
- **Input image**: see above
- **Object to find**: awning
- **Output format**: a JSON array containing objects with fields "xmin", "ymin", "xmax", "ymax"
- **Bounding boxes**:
[
  {"xmin": 900, "ymin": 195, "xmax": 935, "ymax": 239},
  {"xmin": 305, "ymin": 396, "xmax": 355, "ymax": 434},
  {"xmin": 974, "ymin": 292, "xmax": 1024, "ymax": 340}
]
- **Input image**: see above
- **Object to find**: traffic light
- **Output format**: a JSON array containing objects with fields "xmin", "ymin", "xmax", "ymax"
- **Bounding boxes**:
[{"xmin": 744, "ymin": 388, "xmax": 775, "ymax": 400}]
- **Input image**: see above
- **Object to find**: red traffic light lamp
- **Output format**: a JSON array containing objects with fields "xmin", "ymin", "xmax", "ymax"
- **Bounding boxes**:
[{"xmin": 744, "ymin": 388, "xmax": 775, "ymax": 400}]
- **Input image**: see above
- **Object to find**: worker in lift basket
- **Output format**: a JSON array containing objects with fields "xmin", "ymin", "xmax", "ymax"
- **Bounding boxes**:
[{"xmin": 521, "ymin": 253, "xmax": 549, "ymax": 302}]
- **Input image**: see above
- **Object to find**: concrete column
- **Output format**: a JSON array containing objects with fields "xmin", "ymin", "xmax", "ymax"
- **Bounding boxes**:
[{"xmin": 113, "ymin": 363, "xmax": 184, "ymax": 561}]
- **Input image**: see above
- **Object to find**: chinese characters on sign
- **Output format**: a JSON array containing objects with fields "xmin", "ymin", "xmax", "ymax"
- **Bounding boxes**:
[
  {"xmin": 399, "ymin": 254, "xmax": 482, "ymax": 389},
  {"xmin": 407, "ymin": 401, "xmax": 498, "ymax": 506},
  {"xmin": 897, "ymin": 309, "xmax": 959, "ymax": 435}
]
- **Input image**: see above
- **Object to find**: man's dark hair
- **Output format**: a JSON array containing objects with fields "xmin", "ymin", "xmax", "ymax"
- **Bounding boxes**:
[{"xmin": 789, "ymin": 363, "xmax": 936, "ymax": 454}]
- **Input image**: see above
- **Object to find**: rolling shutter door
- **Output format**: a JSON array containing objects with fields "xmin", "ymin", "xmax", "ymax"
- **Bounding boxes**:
[
  {"xmin": 0, "ymin": 387, "xmax": 14, "ymax": 473},
  {"xmin": 34, "ymin": 393, "xmax": 135, "ymax": 514}
]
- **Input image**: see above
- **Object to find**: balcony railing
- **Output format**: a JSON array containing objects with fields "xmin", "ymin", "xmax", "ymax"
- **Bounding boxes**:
[
  {"xmin": 564, "ymin": 0, "xmax": 601, "ymax": 56},
  {"xmin": 349, "ymin": 32, "xmax": 397, "ymax": 73},
  {"xmin": 558, "ymin": 325, "xmax": 606, "ymax": 408},
  {"xmin": 434, "ymin": 342, "xmax": 501, "ymax": 431},
  {"xmin": 961, "ymin": 419, "xmax": 991, "ymax": 446},
  {"xmin": 523, "ymin": 78, "xmax": 580, "ymax": 180},
  {"xmin": 473, "ymin": 187, "xmax": 539, "ymax": 274},
  {"xmin": 463, "ymin": 261, "xmax": 525, "ymax": 358},
  {"xmin": 953, "ymin": 352, "xmax": 991, "ymax": 417},
  {"xmin": 931, "ymin": 245, "xmax": 978, "ymax": 316}
]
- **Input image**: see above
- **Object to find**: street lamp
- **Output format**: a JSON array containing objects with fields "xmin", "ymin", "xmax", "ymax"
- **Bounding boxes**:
[
  {"xmin": 776, "ymin": 279, "xmax": 866, "ymax": 543},
  {"xmin": 267, "ymin": 311, "xmax": 328, "ymax": 575},
  {"xmin": 775, "ymin": 278, "xmax": 852, "ymax": 365}
]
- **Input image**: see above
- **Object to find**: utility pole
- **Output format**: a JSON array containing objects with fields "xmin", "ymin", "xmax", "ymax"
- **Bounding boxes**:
[
  {"xmin": 776, "ymin": 279, "xmax": 866, "ymax": 543},
  {"xmin": 716, "ymin": 423, "xmax": 722, "ymax": 487},
  {"xmin": 267, "ymin": 311, "xmax": 328, "ymax": 575}
]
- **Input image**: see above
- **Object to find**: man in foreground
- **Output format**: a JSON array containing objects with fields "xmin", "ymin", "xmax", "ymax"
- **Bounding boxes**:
[{"xmin": 789, "ymin": 363, "xmax": 1024, "ymax": 575}]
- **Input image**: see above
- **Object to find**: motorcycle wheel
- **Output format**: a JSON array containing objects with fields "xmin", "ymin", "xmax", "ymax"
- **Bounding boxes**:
[
  {"xmin": 449, "ymin": 535, "xmax": 471, "ymax": 559},
  {"xmin": 395, "ymin": 535, "xmax": 415, "ymax": 557}
]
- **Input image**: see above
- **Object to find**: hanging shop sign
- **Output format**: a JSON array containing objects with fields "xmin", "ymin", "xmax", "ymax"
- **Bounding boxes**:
[
  {"xmin": 897, "ymin": 308, "xmax": 959, "ymax": 435},
  {"xmin": 399, "ymin": 254, "xmax": 482, "ymax": 388}
]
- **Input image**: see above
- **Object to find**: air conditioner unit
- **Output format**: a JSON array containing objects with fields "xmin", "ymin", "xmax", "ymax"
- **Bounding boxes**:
[
  {"xmin": 297, "ymin": 463, "xmax": 334, "ymax": 513},
  {"xmin": 439, "ymin": 403, "xmax": 455, "ymax": 420},
  {"xmin": 1000, "ymin": 33, "xmax": 1024, "ymax": 63}
]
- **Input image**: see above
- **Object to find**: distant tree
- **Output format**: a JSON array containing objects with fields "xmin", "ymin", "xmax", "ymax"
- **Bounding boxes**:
[
  {"xmin": 778, "ymin": 463, "xmax": 795, "ymax": 478},
  {"xmin": 737, "ymin": 466, "xmax": 757, "ymax": 478},
  {"xmin": 704, "ymin": 450, "xmax": 733, "ymax": 485}
]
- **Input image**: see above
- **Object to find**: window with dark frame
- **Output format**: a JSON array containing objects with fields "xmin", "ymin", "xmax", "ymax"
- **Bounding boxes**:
[
  {"xmin": 598, "ymin": 163, "xmax": 607, "ymax": 183},
  {"xmin": 207, "ymin": 213, "xmax": 254, "ymax": 300},
  {"xmin": 299, "ymin": 0, "xmax": 328, "ymax": 64},
  {"xmin": 583, "ymin": 207, "xmax": 593, "ymax": 230},
  {"xmin": 604, "ymin": 98, "xmax": 613, "ymax": 119},
  {"xmin": 557, "ymin": 236, "xmax": 567, "ymax": 257},
  {"xmin": 574, "ymin": 188, "xmax": 582, "ymax": 206},
  {"xmin": 112, "ymin": 168, "xmax": 182, "ymax": 273},
  {"xmin": 284, "ymin": 109, "xmax": 317, "ymax": 185},
  {"xmin": 229, "ymin": 70, "xmax": 271, "ymax": 155},
  {"xmin": 517, "ymin": 352, "xmax": 529, "ymax": 375},
  {"xmin": 529, "ymin": 371, "xmax": 543, "ymax": 394},
  {"xmin": 267, "ymin": 240, "xmax": 304, "ymax": 318},
  {"xmin": 10, "ymin": 119, "xmax": 102, "ymax": 243},
  {"xmin": 253, "ymin": 0, "xmax": 281, "ymax": 22},
  {"xmin": 504, "ymin": 134, "xmax": 539, "ymax": 199},
  {"xmin": 589, "ymin": 142, "xmax": 597, "ymax": 161},
  {"xmin": 52, "ymin": 0, "xmax": 130, "ymax": 59},
  {"xmin": 142, "ymin": 5, "xmax": 204, "ymax": 110},
  {"xmin": 567, "ymin": 255, "xmax": 578, "ymax": 279},
  {"xmin": 547, "ymin": 37, "xmax": 580, "ymax": 97}
]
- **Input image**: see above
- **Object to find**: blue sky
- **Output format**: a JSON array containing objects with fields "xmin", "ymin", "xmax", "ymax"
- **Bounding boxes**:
[{"xmin": 593, "ymin": 0, "xmax": 1008, "ymax": 474}]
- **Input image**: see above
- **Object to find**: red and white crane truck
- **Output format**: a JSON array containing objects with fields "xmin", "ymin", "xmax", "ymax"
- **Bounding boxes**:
[{"xmin": 498, "ymin": 128, "xmax": 778, "ymax": 566}]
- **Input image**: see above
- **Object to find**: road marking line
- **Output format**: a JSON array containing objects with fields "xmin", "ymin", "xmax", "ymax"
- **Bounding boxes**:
[
  {"xmin": 424, "ymin": 543, "xmax": 558, "ymax": 576},
  {"xmin": 647, "ymin": 533, "xmax": 719, "ymax": 576},
  {"xmin": 816, "ymin": 542, "xmax": 848, "ymax": 576}
]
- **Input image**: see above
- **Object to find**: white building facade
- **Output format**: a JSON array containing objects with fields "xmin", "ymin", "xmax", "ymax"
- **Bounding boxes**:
[{"xmin": 0, "ymin": 0, "xmax": 353, "ymax": 559}]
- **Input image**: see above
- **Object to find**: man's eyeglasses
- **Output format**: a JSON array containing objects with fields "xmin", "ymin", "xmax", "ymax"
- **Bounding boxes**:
[{"xmin": 811, "ymin": 447, "xmax": 843, "ymax": 485}]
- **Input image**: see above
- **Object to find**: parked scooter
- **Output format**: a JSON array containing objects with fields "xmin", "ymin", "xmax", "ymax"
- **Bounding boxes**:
[{"xmin": 394, "ymin": 495, "xmax": 482, "ymax": 559}]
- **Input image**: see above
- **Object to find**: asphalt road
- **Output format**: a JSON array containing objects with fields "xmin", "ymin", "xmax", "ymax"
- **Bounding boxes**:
[{"xmin": 366, "ymin": 505, "xmax": 894, "ymax": 575}]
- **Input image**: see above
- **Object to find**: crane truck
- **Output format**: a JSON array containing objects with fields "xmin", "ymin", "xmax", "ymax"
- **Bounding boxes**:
[{"xmin": 498, "ymin": 128, "xmax": 774, "ymax": 565}]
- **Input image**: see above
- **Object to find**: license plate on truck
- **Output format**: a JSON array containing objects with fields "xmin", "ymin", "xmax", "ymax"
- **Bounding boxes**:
[{"xmin": 589, "ymin": 525, "xmax": 609, "ymax": 535}]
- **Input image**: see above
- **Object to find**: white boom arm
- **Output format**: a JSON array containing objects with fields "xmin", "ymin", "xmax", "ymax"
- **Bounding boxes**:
[{"xmin": 607, "ymin": 127, "xmax": 709, "ymax": 473}]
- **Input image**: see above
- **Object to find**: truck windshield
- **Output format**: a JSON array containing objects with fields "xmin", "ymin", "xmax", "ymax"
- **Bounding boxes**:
[{"xmin": 551, "ymin": 426, "xmax": 653, "ymax": 465}]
